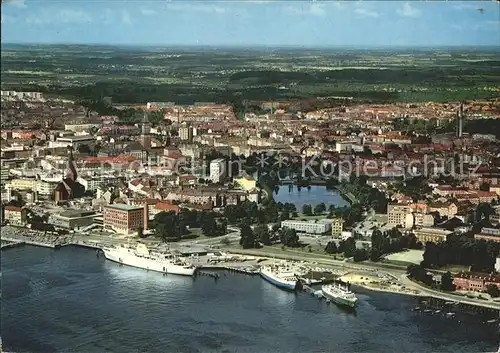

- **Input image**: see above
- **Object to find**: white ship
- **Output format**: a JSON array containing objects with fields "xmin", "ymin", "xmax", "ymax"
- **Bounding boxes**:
[
  {"xmin": 259, "ymin": 263, "xmax": 299, "ymax": 291},
  {"xmin": 102, "ymin": 243, "xmax": 197, "ymax": 276},
  {"xmin": 322, "ymin": 282, "xmax": 358, "ymax": 308}
]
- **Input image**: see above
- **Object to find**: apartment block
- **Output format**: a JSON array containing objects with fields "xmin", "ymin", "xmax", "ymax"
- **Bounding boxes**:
[
  {"xmin": 210, "ymin": 158, "xmax": 226, "ymax": 183},
  {"xmin": 387, "ymin": 204, "xmax": 414, "ymax": 229},
  {"xmin": 331, "ymin": 217, "xmax": 344, "ymax": 237}
]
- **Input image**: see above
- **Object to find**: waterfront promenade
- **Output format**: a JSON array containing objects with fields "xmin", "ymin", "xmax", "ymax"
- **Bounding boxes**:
[
  {"xmin": 1, "ymin": 226, "xmax": 70, "ymax": 248},
  {"xmin": 3, "ymin": 225, "xmax": 500, "ymax": 310}
]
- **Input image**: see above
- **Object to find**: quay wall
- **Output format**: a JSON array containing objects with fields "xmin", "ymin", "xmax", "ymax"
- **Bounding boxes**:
[
  {"xmin": 1, "ymin": 237, "xmax": 59, "ymax": 249},
  {"xmin": 1, "ymin": 242, "xmax": 25, "ymax": 249}
]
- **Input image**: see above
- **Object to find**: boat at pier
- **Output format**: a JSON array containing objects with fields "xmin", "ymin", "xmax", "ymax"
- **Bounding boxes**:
[
  {"xmin": 102, "ymin": 243, "xmax": 197, "ymax": 276},
  {"xmin": 259, "ymin": 263, "xmax": 300, "ymax": 291},
  {"xmin": 321, "ymin": 282, "xmax": 358, "ymax": 308}
]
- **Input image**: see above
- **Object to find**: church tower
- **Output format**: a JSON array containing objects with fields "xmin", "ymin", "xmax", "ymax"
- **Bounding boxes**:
[
  {"xmin": 140, "ymin": 111, "xmax": 152, "ymax": 150},
  {"xmin": 65, "ymin": 146, "xmax": 77, "ymax": 181}
]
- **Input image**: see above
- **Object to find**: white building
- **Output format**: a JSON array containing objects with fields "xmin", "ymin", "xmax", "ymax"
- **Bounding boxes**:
[
  {"xmin": 496, "ymin": 257, "xmax": 500, "ymax": 273},
  {"xmin": 210, "ymin": 158, "xmax": 226, "ymax": 183},
  {"xmin": 281, "ymin": 219, "xmax": 333, "ymax": 235},
  {"xmin": 340, "ymin": 231, "xmax": 353, "ymax": 240},
  {"xmin": 36, "ymin": 177, "xmax": 61, "ymax": 199},
  {"xmin": 64, "ymin": 122, "xmax": 101, "ymax": 133},
  {"xmin": 48, "ymin": 136, "xmax": 96, "ymax": 149},
  {"xmin": 78, "ymin": 176, "xmax": 121, "ymax": 192}
]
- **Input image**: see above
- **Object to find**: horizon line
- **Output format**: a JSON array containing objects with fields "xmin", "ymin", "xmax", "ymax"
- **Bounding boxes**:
[{"xmin": 2, "ymin": 42, "xmax": 500, "ymax": 50}]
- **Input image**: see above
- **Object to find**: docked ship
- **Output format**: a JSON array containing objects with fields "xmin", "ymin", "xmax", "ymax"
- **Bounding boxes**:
[
  {"xmin": 321, "ymin": 282, "xmax": 358, "ymax": 308},
  {"xmin": 102, "ymin": 243, "xmax": 197, "ymax": 276},
  {"xmin": 259, "ymin": 263, "xmax": 300, "ymax": 291}
]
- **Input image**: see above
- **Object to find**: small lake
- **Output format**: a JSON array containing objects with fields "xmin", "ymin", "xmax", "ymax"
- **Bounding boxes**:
[{"xmin": 273, "ymin": 185, "xmax": 349, "ymax": 209}]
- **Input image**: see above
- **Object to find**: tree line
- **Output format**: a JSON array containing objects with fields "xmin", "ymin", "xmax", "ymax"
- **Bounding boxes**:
[
  {"xmin": 370, "ymin": 228, "xmax": 422, "ymax": 262},
  {"xmin": 239, "ymin": 222, "xmax": 300, "ymax": 249},
  {"xmin": 151, "ymin": 209, "xmax": 227, "ymax": 242},
  {"xmin": 224, "ymin": 200, "xmax": 297, "ymax": 225},
  {"xmin": 422, "ymin": 235, "xmax": 500, "ymax": 272}
]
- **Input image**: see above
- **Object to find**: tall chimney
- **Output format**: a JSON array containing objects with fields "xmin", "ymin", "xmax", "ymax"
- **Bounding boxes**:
[{"xmin": 457, "ymin": 102, "xmax": 464, "ymax": 138}]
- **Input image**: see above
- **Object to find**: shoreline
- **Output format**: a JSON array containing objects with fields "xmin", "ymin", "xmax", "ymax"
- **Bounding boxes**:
[{"xmin": 4, "ymin": 234, "xmax": 500, "ymax": 311}]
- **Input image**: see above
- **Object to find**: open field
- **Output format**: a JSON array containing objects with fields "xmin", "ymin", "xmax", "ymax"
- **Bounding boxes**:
[
  {"xmin": 1, "ymin": 44, "xmax": 499, "ymax": 106},
  {"xmin": 384, "ymin": 249, "xmax": 424, "ymax": 265}
]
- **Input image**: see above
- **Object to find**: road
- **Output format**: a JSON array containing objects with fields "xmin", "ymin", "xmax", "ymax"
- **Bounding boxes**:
[
  {"xmin": 222, "ymin": 246, "xmax": 406, "ymax": 275},
  {"xmin": 182, "ymin": 227, "xmax": 241, "ymax": 247}
]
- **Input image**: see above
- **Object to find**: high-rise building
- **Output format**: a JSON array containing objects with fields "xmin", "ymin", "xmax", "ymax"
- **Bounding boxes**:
[
  {"xmin": 331, "ymin": 217, "xmax": 344, "ymax": 237},
  {"xmin": 179, "ymin": 124, "xmax": 194, "ymax": 142},
  {"xmin": 210, "ymin": 158, "xmax": 226, "ymax": 183},
  {"xmin": 140, "ymin": 112, "xmax": 152, "ymax": 150}
]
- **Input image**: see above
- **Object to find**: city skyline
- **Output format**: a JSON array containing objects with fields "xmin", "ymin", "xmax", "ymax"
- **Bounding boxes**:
[{"xmin": 1, "ymin": 0, "xmax": 499, "ymax": 47}]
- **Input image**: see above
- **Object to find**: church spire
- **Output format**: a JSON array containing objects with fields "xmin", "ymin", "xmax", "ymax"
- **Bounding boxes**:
[{"xmin": 65, "ymin": 146, "xmax": 78, "ymax": 181}]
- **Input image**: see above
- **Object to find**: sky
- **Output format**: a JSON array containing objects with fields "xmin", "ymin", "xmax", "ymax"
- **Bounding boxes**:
[{"xmin": 1, "ymin": 0, "xmax": 499, "ymax": 47}]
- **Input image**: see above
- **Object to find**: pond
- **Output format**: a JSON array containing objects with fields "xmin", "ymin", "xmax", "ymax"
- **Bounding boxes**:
[{"xmin": 273, "ymin": 185, "xmax": 349, "ymax": 210}]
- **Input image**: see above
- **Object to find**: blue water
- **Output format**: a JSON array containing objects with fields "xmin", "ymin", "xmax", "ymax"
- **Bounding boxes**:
[
  {"xmin": 2, "ymin": 246, "xmax": 498, "ymax": 353},
  {"xmin": 273, "ymin": 185, "xmax": 349, "ymax": 210}
]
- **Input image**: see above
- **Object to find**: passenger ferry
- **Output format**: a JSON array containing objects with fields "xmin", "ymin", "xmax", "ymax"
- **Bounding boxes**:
[
  {"xmin": 259, "ymin": 263, "xmax": 300, "ymax": 291},
  {"xmin": 322, "ymin": 282, "xmax": 358, "ymax": 308},
  {"xmin": 102, "ymin": 243, "xmax": 197, "ymax": 276}
]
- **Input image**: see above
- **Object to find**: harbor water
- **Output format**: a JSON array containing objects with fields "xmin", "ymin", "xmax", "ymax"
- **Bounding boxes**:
[{"xmin": 2, "ymin": 246, "xmax": 498, "ymax": 353}]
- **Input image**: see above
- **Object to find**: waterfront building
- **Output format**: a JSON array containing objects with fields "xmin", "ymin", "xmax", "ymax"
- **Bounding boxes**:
[
  {"xmin": 210, "ymin": 158, "xmax": 226, "ymax": 183},
  {"xmin": 413, "ymin": 227, "xmax": 452, "ymax": 244},
  {"xmin": 453, "ymin": 272, "xmax": 500, "ymax": 292},
  {"xmin": 331, "ymin": 217, "xmax": 344, "ymax": 237},
  {"xmin": 3, "ymin": 205, "xmax": 27, "ymax": 225},
  {"xmin": 49, "ymin": 210, "xmax": 97, "ymax": 230},
  {"xmin": 281, "ymin": 219, "xmax": 333, "ymax": 235},
  {"xmin": 103, "ymin": 204, "xmax": 148, "ymax": 235}
]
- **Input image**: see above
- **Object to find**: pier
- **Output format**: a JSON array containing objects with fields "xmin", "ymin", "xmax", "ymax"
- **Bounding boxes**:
[
  {"xmin": 222, "ymin": 266, "xmax": 259, "ymax": 275},
  {"xmin": 302, "ymin": 285, "xmax": 325, "ymax": 299},
  {"xmin": 416, "ymin": 296, "xmax": 500, "ymax": 320}
]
